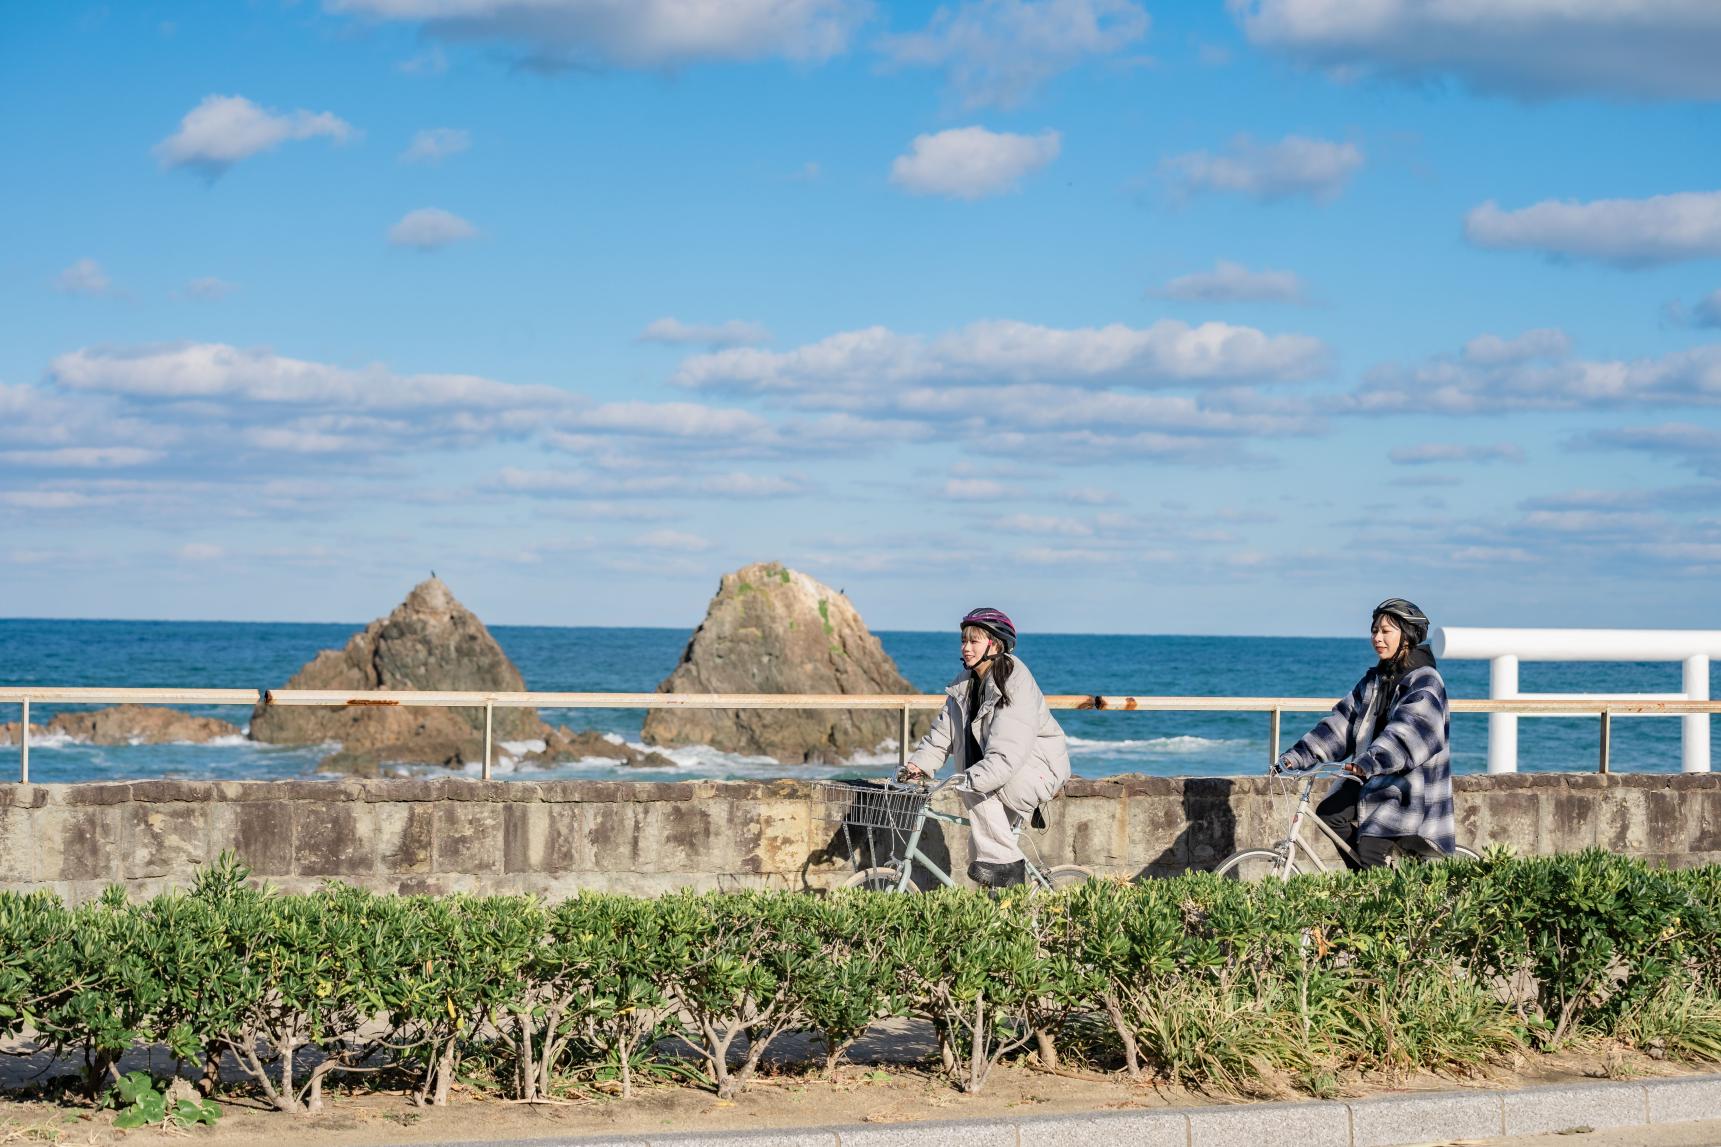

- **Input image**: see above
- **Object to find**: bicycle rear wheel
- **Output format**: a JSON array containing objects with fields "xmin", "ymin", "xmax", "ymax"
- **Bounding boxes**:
[
  {"xmin": 1042, "ymin": 864, "xmax": 1094, "ymax": 890},
  {"xmin": 1214, "ymin": 848, "xmax": 1299, "ymax": 881},
  {"xmin": 1451, "ymin": 843, "xmax": 1481, "ymax": 862}
]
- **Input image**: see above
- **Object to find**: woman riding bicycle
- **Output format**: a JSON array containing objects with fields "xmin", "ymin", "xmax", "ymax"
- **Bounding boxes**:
[
  {"xmin": 898, "ymin": 607, "xmax": 1071, "ymax": 888},
  {"xmin": 1274, "ymin": 597, "xmax": 1455, "ymax": 869}
]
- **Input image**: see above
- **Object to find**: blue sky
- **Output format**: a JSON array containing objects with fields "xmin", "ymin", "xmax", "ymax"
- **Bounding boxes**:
[{"xmin": 3, "ymin": 0, "xmax": 1720, "ymax": 636}]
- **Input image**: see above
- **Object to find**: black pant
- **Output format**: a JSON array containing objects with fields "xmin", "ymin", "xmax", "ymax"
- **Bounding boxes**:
[{"xmin": 1315, "ymin": 778, "xmax": 1443, "ymax": 871}]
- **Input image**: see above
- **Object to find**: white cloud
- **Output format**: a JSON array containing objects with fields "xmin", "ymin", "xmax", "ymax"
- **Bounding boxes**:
[
  {"xmin": 996, "ymin": 512, "xmax": 1094, "ymax": 536},
  {"xmin": 573, "ymin": 401, "xmax": 774, "ymax": 439},
  {"xmin": 881, "ymin": 0, "xmax": 1149, "ymax": 109},
  {"xmin": 1387, "ymin": 443, "xmax": 1525, "ymax": 466},
  {"xmin": 494, "ymin": 467, "xmax": 803, "ymax": 499},
  {"xmin": 639, "ymin": 317, "xmax": 771, "ymax": 348},
  {"xmin": 1163, "ymin": 134, "xmax": 1362, "ymax": 203},
  {"xmin": 178, "ymin": 542, "xmax": 225, "ymax": 561},
  {"xmin": 0, "ymin": 447, "xmax": 164, "ymax": 469},
  {"xmin": 401, "ymin": 127, "xmax": 471, "ymax": 163},
  {"xmin": 1465, "ymin": 190, "xmax": 1721, "ymax": 266},
  {"xmin": 154, "ymin": 94, "xmax": 355, "ymax": 176},
  {"xmin": 890, "ymin": 126, "xmax": 1060, "ymax": 200},
  {"xmin": 1349, "ymin": 332, "xmax": 1721, "ymax": 414},
  {"xmin": 1153, "ymin": 260, "xmax": 1308, "ymax": 304},
  {"xmin": 387, "ymin": 207, "xmax": 479, "ymax": 250},
  {"xmin": 54, "ymin": 259, "xmax": 113, "ymax": 297},
  {"xmin": 184, "ymin": 276, "xmax": 237, "ymax": 300},
  {"xmin": 631, "ymin": 529, "xmax": 714, "ymax": 552},
  {"xmin": 328, "ymin": 0, "xmax": 869, "ymax": 68},
  {"xmin": 1229, "ymin": 0, "xmax": 1721, "ymax": 101},
  {"xmin": 50, "ymin": 343, "xmax": 571, "ymax": 414},
  {"xmin": 1582, "ymin": 423, "xmax": 1721, "ymax": 477},
  {"xmin": 942, "ymin": 477, "xmax": 1013, "ymax": 501},
  {"xmin": 673, "ymin": 318, "xmax": 1329, "ymax": 394}
]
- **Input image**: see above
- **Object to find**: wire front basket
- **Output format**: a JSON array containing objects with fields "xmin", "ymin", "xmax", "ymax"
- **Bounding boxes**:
[
  {"xmin": 812, "ymin": 780, "xmax": 932, "ymax": 873},
  {"xmin": 812, "ymin": 780, "xmax": 931, "ymax": 833}
]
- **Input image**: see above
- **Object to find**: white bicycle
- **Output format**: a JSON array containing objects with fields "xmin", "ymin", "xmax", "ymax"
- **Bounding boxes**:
[
  {"xmin": 814, "ymin": 775, "xmax": 1093, "ymax": 893},
  {"xmin": 1214, "ymin": 762, "xmax": 1481, "ymax": 880}
]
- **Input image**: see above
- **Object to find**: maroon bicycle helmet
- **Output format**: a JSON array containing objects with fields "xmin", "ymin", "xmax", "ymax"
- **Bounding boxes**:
[{"xmin": 960, "ymin": 606, "xmax": 1017, "ymax": 653}]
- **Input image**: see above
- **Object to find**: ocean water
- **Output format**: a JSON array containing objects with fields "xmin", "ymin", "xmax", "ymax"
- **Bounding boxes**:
[{"xmin": 0, "ymin": 619, "xmax": 1712, "ymax": 785}]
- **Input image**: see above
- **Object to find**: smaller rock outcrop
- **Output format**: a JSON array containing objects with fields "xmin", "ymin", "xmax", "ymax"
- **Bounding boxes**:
[
  {"xmin": 48, "ymin": 706, "xmax": 240, "ymax": 745},
  {"xmin": 642, "ymin": 562, "xmax": 927, "ymax": 764},
  {"xmin": 0, "ymin": 722, "xmax": 46, "ymax": 746},
  {"xmin": 252, "ymin": 577, "xmax": 546, "ymax": 771}
]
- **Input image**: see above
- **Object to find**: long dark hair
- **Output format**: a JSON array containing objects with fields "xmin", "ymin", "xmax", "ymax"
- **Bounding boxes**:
[{"xmin": 966, "ymin": 631, "xmax": 1013, "ymax": 711}]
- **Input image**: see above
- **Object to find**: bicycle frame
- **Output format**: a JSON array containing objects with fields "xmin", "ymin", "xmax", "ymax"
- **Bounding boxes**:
[
  {"xmin": 1268, "ymin": 766, "xmax": 1365, "ymax": 877},
  {"xmin": 875, "ymin": 777, "xmax": 1061, "ymax": 892}
]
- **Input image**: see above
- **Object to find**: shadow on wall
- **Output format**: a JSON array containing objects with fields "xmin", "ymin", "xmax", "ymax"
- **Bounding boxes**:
[{"xmin": 1139, "ymin": 778, "xmax": 1236, "ymax": 879}]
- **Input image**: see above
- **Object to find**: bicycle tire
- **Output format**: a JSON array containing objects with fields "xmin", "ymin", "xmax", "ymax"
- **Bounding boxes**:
[
  {"xmin": 842, "ymin": 865, "xmax": 922, "ymax": 893},
  {"xmin": 1214, "ymin": 848, "xmax": 1300, "ymax": 881},
  {"xmin": 1043, "ymin": 864, "xmax": 1094, "ymax": 890},
  {"xmin": 1451, "ymin": 843, "xmax": 1482, "ymax": 862}
]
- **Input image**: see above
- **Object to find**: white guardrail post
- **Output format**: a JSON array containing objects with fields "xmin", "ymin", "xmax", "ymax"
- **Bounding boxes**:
[{"xmin": 1435, "ymin": 628, "xmax": 1721, "ymax": 774}]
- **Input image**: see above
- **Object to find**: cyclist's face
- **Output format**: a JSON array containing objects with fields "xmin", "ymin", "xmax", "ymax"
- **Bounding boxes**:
[
  {"xmin": 1371, "ymin": 614, "xmax": 1403, "ymax": 660},
  {"xmin": 960, "ymin": 626, "xmax": 998, "ymax": 669}
]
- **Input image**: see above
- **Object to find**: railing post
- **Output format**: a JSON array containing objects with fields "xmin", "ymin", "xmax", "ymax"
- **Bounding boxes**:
[
  {"xmin": 482, "ymin": 701, "xmax": 493, "ymax": 782},
  {"xmin": 1598, "ymin": 709, "xmax": 1611, "ymax": 775},
  {"xmin": 899, "ymin": 706, "xmax": 910, "ymax": 771},
  {"xmin": 1268, "ymin": 707, "xmax": 1281, "ymax": 770},
  {"xmin": 1684, "ymin": 654, "xmax": 1711, "ymax": 773},
  {"xmin": 19, "ymin": 698, "xmax": 28, "ymax": 785},
  {"xmin": 1489, "ymin": 655, "xmax": 1519, "ymax": 774}
]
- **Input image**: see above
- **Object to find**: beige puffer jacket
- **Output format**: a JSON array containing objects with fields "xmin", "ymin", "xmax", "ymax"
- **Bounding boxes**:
[{"xmin": 906, "ymin": 655, "xmax": 1071, "ymax": 797}]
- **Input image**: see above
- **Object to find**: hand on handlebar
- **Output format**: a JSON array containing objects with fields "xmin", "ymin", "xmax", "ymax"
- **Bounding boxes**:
[{"xmin": 896, "ymin": 763, "xmax": 928, "ymax": 784}]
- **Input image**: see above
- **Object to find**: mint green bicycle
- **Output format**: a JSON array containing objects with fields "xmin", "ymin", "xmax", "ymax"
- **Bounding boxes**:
[{"xmin": 815, "ymin": 775, "xmax": 1092, "ymax": 893}]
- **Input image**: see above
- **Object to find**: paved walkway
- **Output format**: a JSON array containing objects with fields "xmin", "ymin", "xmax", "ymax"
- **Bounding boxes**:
[{"xmin": 413, "ymin": 1074, "xmax": 1721, "ymax": 1147}]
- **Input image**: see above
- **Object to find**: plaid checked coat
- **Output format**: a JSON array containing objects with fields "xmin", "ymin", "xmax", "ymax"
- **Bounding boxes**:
[{"xmin": 1280, "ymin": 656, "xmax": 1456, "ymax": 853}]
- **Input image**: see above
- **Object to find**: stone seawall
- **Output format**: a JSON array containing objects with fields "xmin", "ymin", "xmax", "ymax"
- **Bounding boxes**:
[{"xmin": 1, "ymin": 774, "xmax": 1717, "ymax": 902}]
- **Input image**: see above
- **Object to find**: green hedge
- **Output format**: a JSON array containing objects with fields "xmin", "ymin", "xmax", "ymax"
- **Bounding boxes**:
[{"xmin": 1, "ymin": 851, "xmax": 1717, "ymax": 1112}]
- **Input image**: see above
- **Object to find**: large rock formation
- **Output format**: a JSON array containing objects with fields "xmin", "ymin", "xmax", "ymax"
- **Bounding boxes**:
[
  {"xmin": 642, "ymin": 562, "xmax": 927, "ymax": 764},
  {"xmin": 250, "ymin": 577, "xmax": 667, "ymax": 773}
]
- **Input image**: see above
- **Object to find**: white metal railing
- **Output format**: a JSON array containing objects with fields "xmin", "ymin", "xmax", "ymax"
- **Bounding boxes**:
[
  {"xmin": 1434, "ymin": 627, "xmax": 1720, "ymax": 774},
  {"xmin": 4, "ymin": 685, "xmax": 1721, "ymax": 783}
]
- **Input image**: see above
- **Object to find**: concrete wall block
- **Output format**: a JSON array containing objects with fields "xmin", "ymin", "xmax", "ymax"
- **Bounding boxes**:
[
  {"xmin": 0, "ymin": 806, "xmax": 35, "ymax": 882},
  {"xmin": 1023, "ymin": 1110, "xmax": 1188, "ymax": 1147},
  {"xmin": 121, "ymin": 802, "xmax": 210, "ymax": 881},
  {"xmin": 1501, "ymin": 1082, "xmax": 1644, "ymax": 1136},
  {"xmin": 295, "ymin": 802, "xmax": 378, "ymax": 878},
  {"xmin": 1643, "ymin": 1076, "xmax": 1721, "ymax": 1124},
  {"xmin": 1482, "ymin": 791, "xmax": 1541, "ymax": 855},
  {"xmin": 837, "ymin": 1118, "xmax": 1016, "ymax": 1147},
  {"xmin": 212, "ymin": 800, "xmax": 294, "ymax": 877},
  {"xmin": 654, "ymin": 1132, "xmax": 833, "ymax": 1147},
  {"xmin": 1186, "ymin": 1099, "xmax": 1349, "ymax": 1147},
  {"xmin": 1348, "ymin": 1091, "xmax": 1503, "ymax": 1146},
  {"xmin": 433, "ymin": 802, "xmax": 503, "ymax": 875},
  {"xmin": 737, "ymin": 799, "xmax": 812, "ymax": 877},
  {"xmin": 575, "ymin": 803, "xmax": 638, "ymax": 872},
  {"xmin": 376, "ymin": 802, "xmax": 434, "ymax": 874},
  {"xmin": 35, "ymin": 807, "xmax": 121, "ymax": 883},
  {"xmin": 503, "ymin": 801, "xmax": 577, "ymax": 875}
]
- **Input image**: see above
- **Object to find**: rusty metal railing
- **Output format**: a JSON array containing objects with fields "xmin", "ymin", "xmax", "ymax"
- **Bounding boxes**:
[{"xmin": 3, "ymin": 686, "xmax": 1720, "ymax": 783}]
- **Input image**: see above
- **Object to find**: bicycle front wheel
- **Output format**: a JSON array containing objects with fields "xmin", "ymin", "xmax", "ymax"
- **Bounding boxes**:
[
  {"xmin": 842, "ymin": 865, "xmax": 920, "ymax": 892},
  {"xmin": 1214, "ymin": 848, "xmax": 1299, "ymax": 881},
  {"xmin": 1043, "ymin": 864, "xmax": 1094, "ymax": 890},
  {"xmin": 1451, "ymin": 843, "xmax": 1481, "ymax": 862}
]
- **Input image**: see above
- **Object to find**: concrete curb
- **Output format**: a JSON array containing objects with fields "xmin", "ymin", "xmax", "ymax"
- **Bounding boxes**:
[{"xmin": 418, "ymin": 1072, "xmax": 1721, "ymax": 1147}]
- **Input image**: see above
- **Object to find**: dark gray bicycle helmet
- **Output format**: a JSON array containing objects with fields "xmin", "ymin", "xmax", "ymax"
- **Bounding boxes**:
[{"xmin": 1371, "ymin": 598, "xmax": 1429, "ymax": 647}]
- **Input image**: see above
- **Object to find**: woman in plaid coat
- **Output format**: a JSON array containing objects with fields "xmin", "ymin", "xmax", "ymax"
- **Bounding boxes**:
[{"xmin": 1275, "ymin": 598, "xmax": 1456, "ymax": 868}]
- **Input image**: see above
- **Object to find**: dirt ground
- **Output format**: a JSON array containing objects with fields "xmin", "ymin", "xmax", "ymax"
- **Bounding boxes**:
[{"xmin": 1, "ymin": 1023, "xmax": 1715, "ymax": 1147}]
